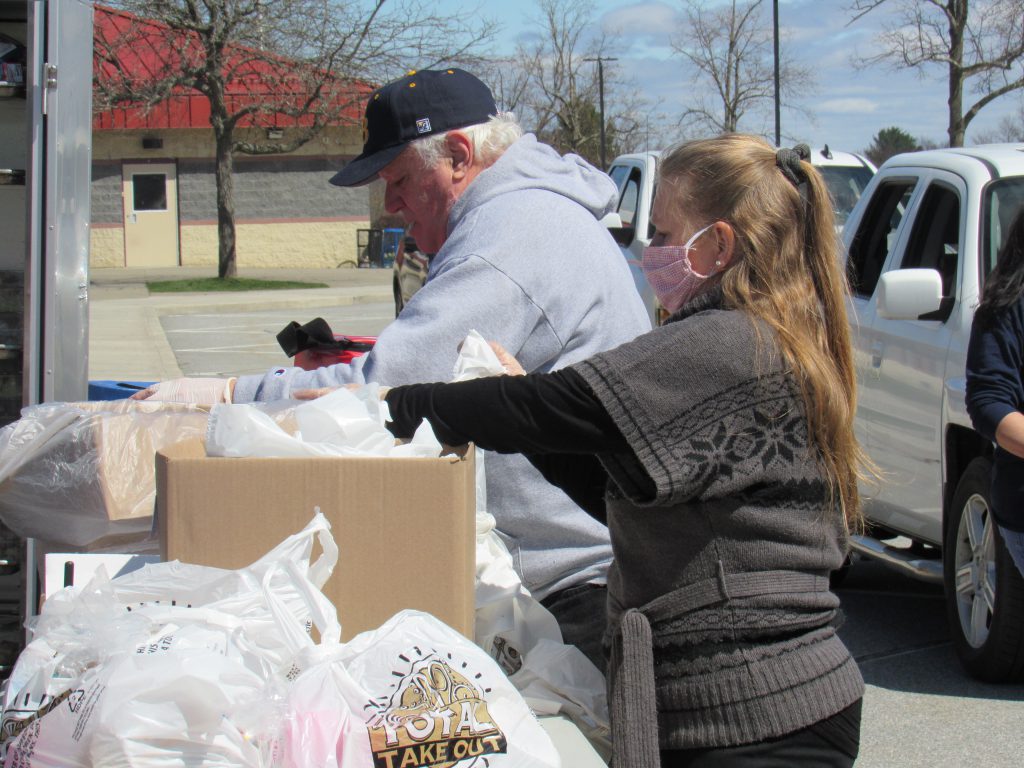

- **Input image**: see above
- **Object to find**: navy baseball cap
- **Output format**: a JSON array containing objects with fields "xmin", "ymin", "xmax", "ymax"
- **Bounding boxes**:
[{"xmin": 329, "ymin": 68, "xmax": 498, "ymax": 187}]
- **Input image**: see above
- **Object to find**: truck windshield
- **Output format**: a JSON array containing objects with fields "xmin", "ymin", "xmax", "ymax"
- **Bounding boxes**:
[
  {"xmin": 982, "ymin": 177, "xmax": 1024, "ymax": 283},
  {"xmin": 818, "ymin": 166, "xmax": 875, "ymax": 225}
]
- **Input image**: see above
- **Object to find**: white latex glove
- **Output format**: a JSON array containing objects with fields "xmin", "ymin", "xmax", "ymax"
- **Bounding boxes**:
[{"xmin": 130, "ymin": 377, "xmax": 236, "ymax": 404}]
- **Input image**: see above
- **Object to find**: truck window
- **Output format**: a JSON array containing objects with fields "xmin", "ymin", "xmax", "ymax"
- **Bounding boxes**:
[
  {"xmin": 818, "ymin": 165, "xmax": 875, "ymax": 225},
  {"xmin": 900, "ymin": 182, "xmax": 960, "ymax": 298},
  {"xmin": 846, "ymin": 180, "xmax": 916, "ymax": 298},
  {"xmin": 982, "ymin": 178, "xmax": 1024, "ymax": 285},
  {"xmin": 617, "ymin": 168, "xmax": 641, "ymax": 227},
  {"xmin": 608, "ymin": 164, "xmax": 630, "ymax": 191}
]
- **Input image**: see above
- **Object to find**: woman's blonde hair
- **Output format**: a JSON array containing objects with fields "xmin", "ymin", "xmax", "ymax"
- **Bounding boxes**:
[{"xmin": 659, "ymin": 133, "xmax": 866, "ymax": 532}]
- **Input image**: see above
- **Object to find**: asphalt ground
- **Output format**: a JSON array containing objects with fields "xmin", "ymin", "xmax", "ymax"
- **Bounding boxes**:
[
  {"xmin": 87, "ymin": 266, "xmax": 1024, "ymax": 767},
  {"xmin": 88, "ymin": 265, "xmax": 395, "ymax": 381}
]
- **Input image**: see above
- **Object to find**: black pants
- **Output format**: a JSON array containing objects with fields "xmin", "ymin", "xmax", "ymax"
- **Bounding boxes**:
[
  {"xmin": 660, "ymin": 699, "xmax": 862, "ymax": 768},
  {"xmin": 540, "ymin": 582, "xmax": 608, "ymax": 675}
]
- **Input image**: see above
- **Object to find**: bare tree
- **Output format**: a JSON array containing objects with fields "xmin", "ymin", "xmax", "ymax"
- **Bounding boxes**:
[
  {"xmin": 973, "ymin": 99, "xmax": 1024, "ymax": 141},
  {"xmin": 512, "ymin": 0, "xmax": 648, "ymax": 167},
  {"xmin": 671, "ymin": 0, "xmax": 815, "ymax": 137},
  {"xmin": 849, "ymin": 0, "xmax": 1024, "ymax": 147},
  {"xmin": 95, "ymin": 0, "xmax": 496, "ymax": 278}
]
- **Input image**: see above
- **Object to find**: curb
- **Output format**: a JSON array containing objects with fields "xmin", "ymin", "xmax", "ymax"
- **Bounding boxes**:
[{"xmin": 144, "ymin": 291, "xmax": 392, "ymax": 316}]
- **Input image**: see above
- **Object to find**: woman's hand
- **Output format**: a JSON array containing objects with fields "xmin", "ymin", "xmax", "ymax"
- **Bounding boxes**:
[
  {"xmin": 489, "ymin": 341, "xmax": 526, "ymax": 376},
  {"xmin": 129, "ymin": 377, "xmax": 235, "ymax": 404},
  {"xmin": 292, "ymin": 388, "xmax": 334, "ymax": 400}
]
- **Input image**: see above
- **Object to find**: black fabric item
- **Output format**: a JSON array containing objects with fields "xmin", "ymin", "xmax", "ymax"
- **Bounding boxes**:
[
  {"xmin": 276, "ymin": 318, "xmax": 375, "ymax": 358},
  {"xmin": 329, "ymin": 68, "xmax": 498, "ymax": 187},
  {"xmin": 385, "ymin": 367, "xmax": 627, "ymax": 453},
  {"xmin": 776, "ymin": 143, "xmax": 811, "ymax": 188},
  {"xmin": 541, "ymin": 583, "xmax": 609, "ymax": 674},
  {"xmin": 525, "ymin": 453, "xmax": 611, "ymax": 523},
  {"xmin": 385, "ymin": 368, "xmax": 628, "ymax": 522},
  {"xmin": 659, "ymin": 699, "xmax": 862, "ymax": 767}
]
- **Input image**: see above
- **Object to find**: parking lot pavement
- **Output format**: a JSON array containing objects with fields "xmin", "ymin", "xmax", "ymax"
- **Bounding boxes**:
[
  {"xmin": 836, "ymin": 558, "xmax": 1024, "ymax": 767},
  {"xmin": 88, "ymin": 267, "xmax": 393, "ymax": 381}
]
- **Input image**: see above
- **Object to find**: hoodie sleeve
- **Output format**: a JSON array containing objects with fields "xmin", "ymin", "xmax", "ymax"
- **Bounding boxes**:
[{"xmin": 231, "ymin": 251, "xmax": 565, "ymax": 401}]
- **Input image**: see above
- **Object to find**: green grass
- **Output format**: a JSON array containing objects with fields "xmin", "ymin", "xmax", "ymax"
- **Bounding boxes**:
[{"xmin": 146, "ymin": 277, "xmax": 329, "ymax": 293}]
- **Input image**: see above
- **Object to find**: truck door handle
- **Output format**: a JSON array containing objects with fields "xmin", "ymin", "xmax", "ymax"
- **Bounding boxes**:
[{"xmin": 870, "ymin": 341, "xmax": 883, "ymax": 368}]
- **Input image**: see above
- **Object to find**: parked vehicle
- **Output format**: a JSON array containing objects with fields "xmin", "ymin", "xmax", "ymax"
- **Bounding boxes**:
[
  {"xmin": 392, "ymin": 235, "xmax": 432, "ymax": 316},
  {"xmin": 604, "ymin": 145, "xmax": 874, "ymax": 326},
  {"xmin": 843, "ymin": 143, "xmax": 1024, "ymax": 682}
]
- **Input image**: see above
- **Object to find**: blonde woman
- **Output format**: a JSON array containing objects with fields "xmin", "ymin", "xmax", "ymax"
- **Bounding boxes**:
[{"xmin": 374, "ymin": 135, "xmax": 867, "ymax": 767}]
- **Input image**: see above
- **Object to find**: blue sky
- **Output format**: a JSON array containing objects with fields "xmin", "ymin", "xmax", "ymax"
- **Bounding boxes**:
[{"xmin": 433, "ymin": 0, "xmax": 1023, "ymax": 154}]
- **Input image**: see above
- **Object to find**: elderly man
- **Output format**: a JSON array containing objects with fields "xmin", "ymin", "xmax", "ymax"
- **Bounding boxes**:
[{"xmin": 138, "ymin": 68, "xmax": 651, "ymax": 670}]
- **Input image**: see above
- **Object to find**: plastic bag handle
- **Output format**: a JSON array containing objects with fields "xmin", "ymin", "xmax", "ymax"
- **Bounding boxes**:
[{"xmin": 257, "ymin": 512, "xmax": 343, "ymax": 653}]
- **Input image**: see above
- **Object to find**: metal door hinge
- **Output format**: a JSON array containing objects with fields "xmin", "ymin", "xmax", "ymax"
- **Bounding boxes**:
[{"xmin": 41, "ymin": 63, "xmax": 57, "ymax": 115}]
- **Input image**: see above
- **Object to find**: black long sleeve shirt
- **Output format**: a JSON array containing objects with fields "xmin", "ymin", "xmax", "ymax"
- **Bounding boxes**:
[{"xmin": 385, "ymin": 369, "xmax": 628, "ymax": 522}]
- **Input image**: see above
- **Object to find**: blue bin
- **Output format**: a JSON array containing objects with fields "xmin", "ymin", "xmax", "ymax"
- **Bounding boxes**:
[{"xmin": 88, "ymin": 380, "xmax": 154, "ymax": 401}]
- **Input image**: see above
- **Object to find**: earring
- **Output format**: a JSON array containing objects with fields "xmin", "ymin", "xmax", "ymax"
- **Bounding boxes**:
[{"xmin": 714, "ymin": 259, "xmax": 723, "ymax": 267}]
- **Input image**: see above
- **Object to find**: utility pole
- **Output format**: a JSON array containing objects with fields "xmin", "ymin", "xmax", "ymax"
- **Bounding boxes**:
[
  {"xmin": 773, "ymin": 0, "xmax": 781, "ymax": 146},
  {"xmin": 584, "ymin": 56, "xmax": 617, "ymax": 169}
]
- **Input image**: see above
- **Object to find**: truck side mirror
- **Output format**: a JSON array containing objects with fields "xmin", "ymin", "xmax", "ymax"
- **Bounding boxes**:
[
  {"xmin": 876, "ymin": 268, "xmax": 948, "ymax": 321},
  {"xmin": 600, "ymin": 212, "xmax": 635, "ymax": 246}
]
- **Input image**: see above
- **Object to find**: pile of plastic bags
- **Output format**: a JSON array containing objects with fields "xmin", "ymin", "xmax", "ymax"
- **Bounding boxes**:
[{"xmin": 0, "ymin": 514, "xmax": 563, "ymax": 767}]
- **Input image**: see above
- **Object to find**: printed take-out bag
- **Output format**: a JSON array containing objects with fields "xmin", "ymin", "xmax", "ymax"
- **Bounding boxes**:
[{"xmin": 288, "ymin": 609, "xmax": 561, "ymax": 768}]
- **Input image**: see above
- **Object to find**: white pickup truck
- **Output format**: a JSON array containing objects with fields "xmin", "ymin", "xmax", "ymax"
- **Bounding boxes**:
[{"xmin": 842, "ymin": 144, "xmax": 1024, "ymax": 683}]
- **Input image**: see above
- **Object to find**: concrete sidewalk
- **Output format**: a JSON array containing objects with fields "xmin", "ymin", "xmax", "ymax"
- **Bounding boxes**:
[{"xmin": 88, "ymin": 266, "xmax": 393, "ymax": 381}]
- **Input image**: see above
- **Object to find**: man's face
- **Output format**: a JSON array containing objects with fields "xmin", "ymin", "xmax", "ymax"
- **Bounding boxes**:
[{"xmin": 379, "ymin": 147, "xmax": 458, "ymax": 254}]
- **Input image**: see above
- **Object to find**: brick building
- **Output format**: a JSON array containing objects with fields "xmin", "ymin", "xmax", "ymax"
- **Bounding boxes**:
[{"xmin": 89, "ymin": 6, "xmax": 373, "ymax": 270}]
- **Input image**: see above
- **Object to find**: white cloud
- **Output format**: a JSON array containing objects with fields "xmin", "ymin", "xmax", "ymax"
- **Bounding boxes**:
[
  {"xmin": 819, "ymin": 98, "xmax": 880, "ymax": 114},
  {"xmin": 601, "ymin": 1, "xmax": 679, "ymax": 54}
]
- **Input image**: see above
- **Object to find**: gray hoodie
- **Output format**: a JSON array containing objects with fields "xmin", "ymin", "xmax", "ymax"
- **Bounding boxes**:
[{"xmin": 233, "ymin": 134, "xmax": 652, "ymax": 598}]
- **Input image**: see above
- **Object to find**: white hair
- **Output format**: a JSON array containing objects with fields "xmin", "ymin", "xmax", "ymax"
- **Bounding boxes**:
[{"xmin": 409, "ymin": 112, "xmax": 523, "ymax": 168}]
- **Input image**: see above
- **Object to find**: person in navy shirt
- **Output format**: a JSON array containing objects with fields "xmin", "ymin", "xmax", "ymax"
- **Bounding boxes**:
[{"xmin": 966, "ymin": 205, "xmax": 1024, "ymax": 578}]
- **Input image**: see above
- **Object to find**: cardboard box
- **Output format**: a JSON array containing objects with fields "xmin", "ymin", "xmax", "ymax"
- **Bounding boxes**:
[{"xmin": 156, "ymin": 439, "xmax": 476, "ymax": 640}]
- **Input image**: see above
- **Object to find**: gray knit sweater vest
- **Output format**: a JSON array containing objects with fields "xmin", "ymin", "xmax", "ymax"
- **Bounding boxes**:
[{"xmin": 572, "ymin": 290, "xmax": 864, "ymax": 764}]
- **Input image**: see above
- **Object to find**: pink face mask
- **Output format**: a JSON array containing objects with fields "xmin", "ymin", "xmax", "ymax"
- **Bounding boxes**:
[{"xmin": 641, "ymin": 223, "xmax": 717, "ymax": 314}]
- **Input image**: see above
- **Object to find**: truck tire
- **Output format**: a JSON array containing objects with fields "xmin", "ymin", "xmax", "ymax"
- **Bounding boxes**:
[{"xmin": 943, "ymin": 456, "xmax": 1024, "ymax": 682}]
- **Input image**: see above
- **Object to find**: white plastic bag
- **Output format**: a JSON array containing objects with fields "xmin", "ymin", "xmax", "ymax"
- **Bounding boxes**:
[
  {"xmin": 0, "ymin": 400, "xmax": 209, "ymax": 548},
  {"xmin": 1, "ymin": 513, "xmax": 342, "ymax": 767},
  {"xmin": 206, "ymin": 385, "xmax": 443, "ymax": 459},
  {"xmin": 277, "ymin": 650, "xmax": 374, "ymax": 768},
  {"xmin": 320, "ymin": 609, "xmax": 561, "ymax": 768}
]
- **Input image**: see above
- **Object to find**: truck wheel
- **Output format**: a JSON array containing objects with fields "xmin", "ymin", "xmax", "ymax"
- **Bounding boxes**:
[{"xmin": 944, "ymin": 457, "xmax": 1024, "ymax": 682}]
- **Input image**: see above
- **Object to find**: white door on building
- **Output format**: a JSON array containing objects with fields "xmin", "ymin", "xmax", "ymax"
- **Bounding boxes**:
[{"xmin": 122, "ymin": 162, "xmax": 179, "ymax": 266}]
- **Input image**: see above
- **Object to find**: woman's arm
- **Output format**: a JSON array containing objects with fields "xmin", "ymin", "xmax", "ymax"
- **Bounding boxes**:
[
  {"xmin": 966, "ymin": 305, "xmax": 1024, "ymax": 443},
  {"xmin": 384, "ymin": 367, "xmax": 628, "ymax": 454}
]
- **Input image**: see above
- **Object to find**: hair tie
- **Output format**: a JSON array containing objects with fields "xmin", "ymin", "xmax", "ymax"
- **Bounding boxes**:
[{"xmin": 775, "ymin": 143, "xmax": 810, "ymax": 188}]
